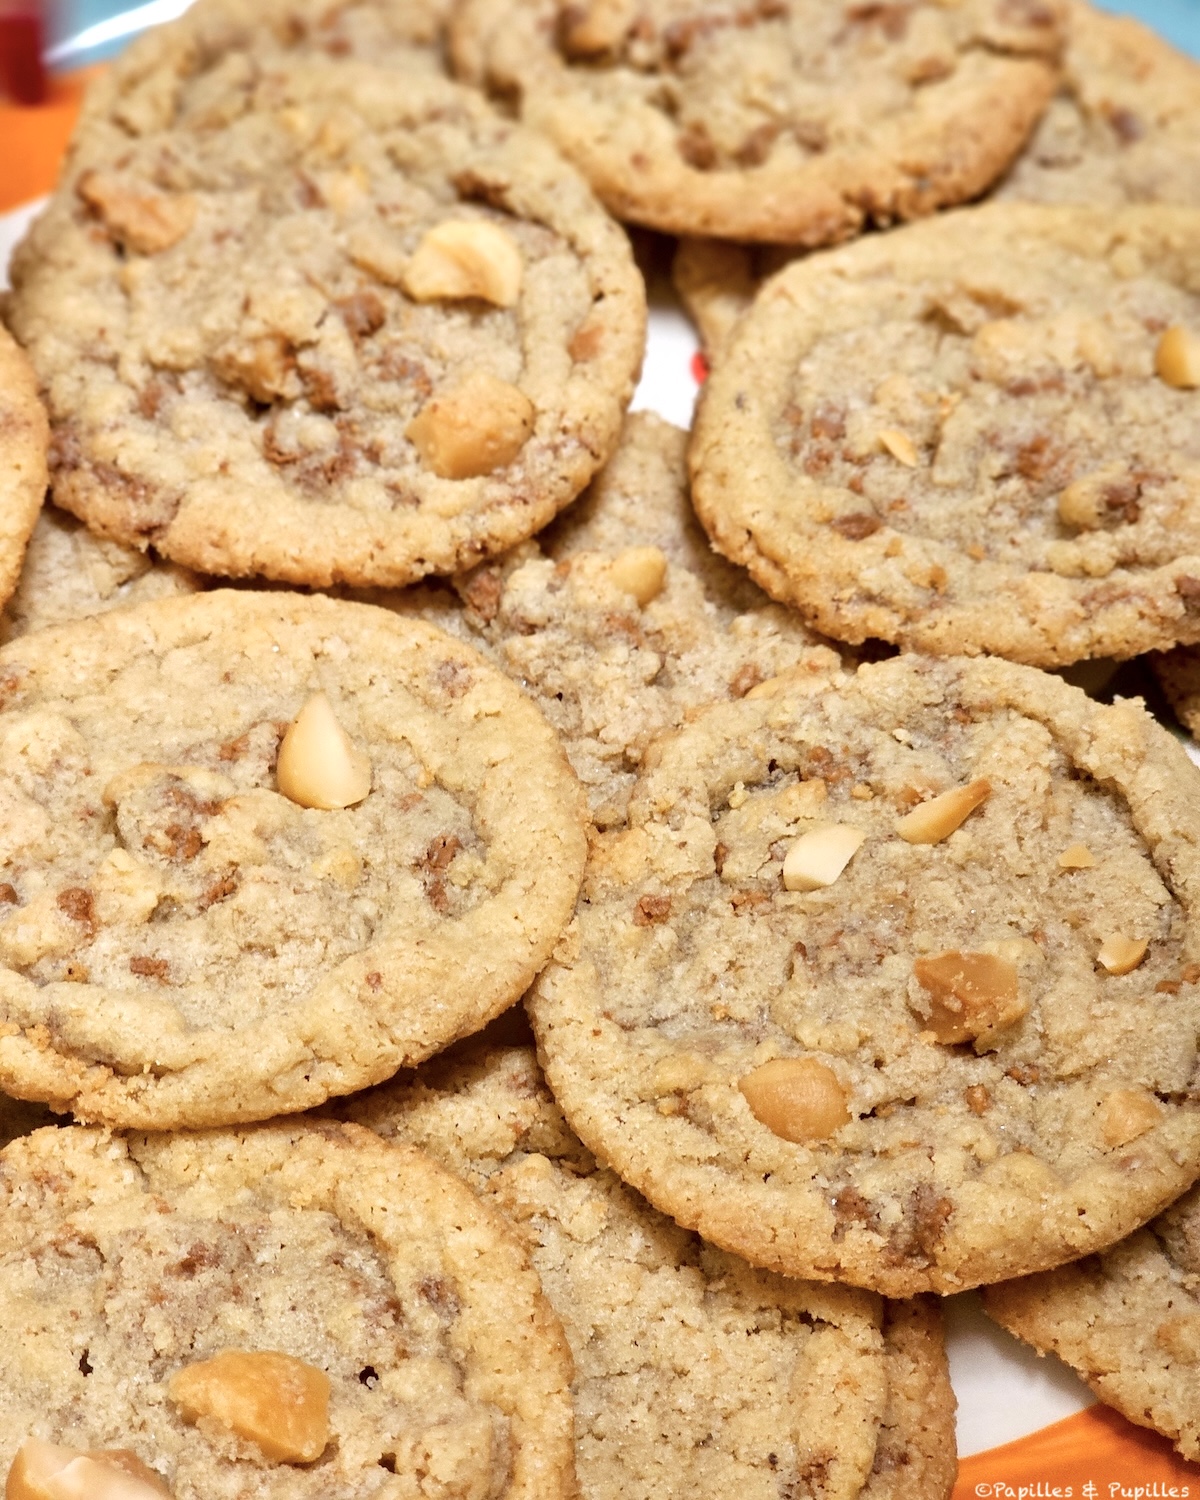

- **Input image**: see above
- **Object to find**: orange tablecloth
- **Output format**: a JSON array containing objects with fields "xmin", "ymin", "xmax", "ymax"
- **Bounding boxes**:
[{"xmin": 0, "ymin": 68, "xmax": 94, "ymax": 212}]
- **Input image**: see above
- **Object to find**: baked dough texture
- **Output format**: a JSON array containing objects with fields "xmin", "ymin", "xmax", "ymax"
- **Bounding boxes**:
[
  {"xmin": 0, "ymin": 326, "xmax": 48, "ymax": 617},
  {"xmin": 995, "ymin": 0, "xmax": 1200, "ymax": 206},
  {"xmin": 690, "ymin": 203, "xmax": 1200, "ymax": 665},
  {"xmin": 0, "ymin": 591, "xmax": 586, "ymax": 1128},
  {"xmin": 529, "ymin": 653, "xmax": 1200, "ymax": 1295},
  {"xmin": 450, "ymin": 0, "xmax": 1062, "ymax": 242},
  {"xmin": 673, "ymin": 0, "xmax": 1200, "ymax": 357},
  {"xmin": 0, "ymin": 1120, "xmax": 577, "ymax": 1499},
  {"xmin": 0, "ymin": 504, "xmax": 198, "ymax": 644},
  {"xmin": 984, "ymin": 1181, "xmax": 1200, "ymax": 1461},
  {"xmin": 8, "ymin": 60, "xmax": 645, "ymax": 588},
  {"xmin": 349, "ymin": 1029, "xmax": 956, "ymax": 1500},
  {"xmin": 73, "ymin": 0, "xmax": 454, "ymax": 154},
  {"xmin": 434, "ymin": 413, "xmax": 840, "ymax": 826}
]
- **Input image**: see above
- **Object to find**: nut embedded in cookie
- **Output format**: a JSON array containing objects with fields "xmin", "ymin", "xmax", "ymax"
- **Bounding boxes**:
[
  {"xmin": 0, "ymin": 592, "xmax": 587, "ymax": 1129},
  {"xmin": 168, "ymin": 1351, "xmax": 330, "ymax": 1463},
  {"xmin": 689, "ymin": 203, "xmax": 1200, "ymax": 665},
  {"xmin": 6, "ymin": 1440, "xmax": 170, "ymax": 1500},
  {"xmin": 529, "ymin": 653, "xmax": 1200, "ymax": 1294}
]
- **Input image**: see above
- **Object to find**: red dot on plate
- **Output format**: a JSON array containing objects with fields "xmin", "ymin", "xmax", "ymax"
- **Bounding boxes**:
[{"xmin": 690, "ymin": 350, "xmax": 710, "ymax": 385}]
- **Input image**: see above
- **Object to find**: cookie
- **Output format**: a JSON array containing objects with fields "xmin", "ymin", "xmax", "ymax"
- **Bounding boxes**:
[
  {"xmin": 8, "ymin": 59, "xmax": 645, "ymax": 588},
  {"xmin": 0, "ymin": 590, "xmax": 586, "ymax": 1129},
  {"xmin": 983, "ymin": 1179, "xmax": 1200, "ymax": 1461},
  {"xmin": 528, "ymin": 653, "xmax": 1200, "ymax": 1295},
  {"xmin": 865, "ymin": 1299, "xmax": 958, "ymax": 1500},
  {"xmin": 0, "ymin": 504, "xmax": 199, "ymax": 644},
  {"xmin": 673, "ymin": 0, "xmax": 1200, "ymax": 359},
  {"xmin": 0, "ymin": 1119, "xmax": 576, "ymax": 1497},
  {"xmin": 450, "ymin": 0, "xmax": 1062, "ymax": 243},
  {"xmin": 690, "ymin": 203, "xmax": 1200, "ymax": 666},
  {"xmin": 995, "ymin": 0, "xmax": 1200, "ymax": 207},
  {"xmin": 672, "ymin": 237, "xmax": 795, "ymax": 362},
  {"xmin": 432, "ymin": 413, "xmax": 840, "ymax": 826},
  {"xmin": 73, "ymin": 0, "xmax": 453, "ymax": 158},
  {"xmin": 349, "ymin": 1032, "xmax": 959, "ymax": 1500},
  {"xmin": 0, "ymin": 325, "xmax": 47, "ymax": 616}
]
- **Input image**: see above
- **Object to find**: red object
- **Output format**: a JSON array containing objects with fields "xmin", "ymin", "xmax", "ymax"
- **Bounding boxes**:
[
  {"xmin": 0, "ymin": 4, "xmax": 46, "ymax": 106},
  {"xmin": 690, "ymin": 350, "xmax": 709, "ymax": 385}
]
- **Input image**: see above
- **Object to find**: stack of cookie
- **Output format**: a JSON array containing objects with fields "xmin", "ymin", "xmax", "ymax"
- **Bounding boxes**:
[{"xmin": 0, "ymin": 0, "xmax": 1199, "ymax": 1491}]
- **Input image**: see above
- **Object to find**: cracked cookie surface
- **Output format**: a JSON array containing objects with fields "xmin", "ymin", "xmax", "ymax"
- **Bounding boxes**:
[
  {"xmin": 450, "ymin": 0, "xmax": 1062, "ymax": 243},
  {"xmin": 0, "ymin": 504, "xmax": 199, "ymax": 645},
  {"xmin": 674, "ymin": 0, "xmax": 1200, "ymax": 359},
  {"xmin": 350, "ymin": 1032, "xmax": 960, "ymax": 1500},
  {"xmin": 0, "ymin": 326, "xmax": 48, "ymax": 618},
  {"xmin": 984, "ymin": 1181, "xmax": 1200, "ymax": 1461},
  {"xmin": 72, "ymin": 0, "xmax": 455, "ymax": 155},
  {"xmin": 423, "ymin": 413, "xmax": 840, "ymax": 827},
  {"xmin": 529, "ymin": 654, "xmax": 1200, "ymax": 1294},
  {"xmin": 0, "ymin": 590, "xmax": 586, "ymax": 1129},
  {"xmin": 690, "ymin": 203, "xmax": 1200, "ymax": 665},
  {"xmin": 0, "ymin": 1121, "xmax": 576, "ymax": 1500},
  {"xmin": 8, "ymin": 60, "xmax": 644, "ymax": 588}
]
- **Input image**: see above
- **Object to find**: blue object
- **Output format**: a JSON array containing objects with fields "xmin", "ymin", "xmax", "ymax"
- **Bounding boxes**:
[{"xmin": 47, "ymin": 0, "xmax": 1200, "ymax": 67}]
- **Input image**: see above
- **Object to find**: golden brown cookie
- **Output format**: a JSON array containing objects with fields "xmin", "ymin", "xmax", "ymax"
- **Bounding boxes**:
[
  {"xmin": 0, "ymin": 504, "xmax": 199, "ymax": 645},
  {"xmin": 9, "ymin": 60, "xmax": 645, "ymax": 588},
  {"xmin": 984, "ymin": 1178, "xmax": 1200, "ymax": 1461},
  {"xmin": 0, "ymin": 325, "xmax": 48, "ymax": 616},
  {"xmin": 0, "ymin": 1120, "xmax": 577, "ymax": 1498},
  {"xmin": 348, "ymin": 1030, "xmax": 956, "ymax": 1500},
  {"xmin": 450, "ymin": 0, "xmax": 1062, "ymax": 243},
  {"xmin": 529, "ymin": 653, "xmax": 1200, "ymax": 1295},
  {"xmin": 0, "ymin": 590, "xmax": 586, "ymax": 1129},
  {"xmin": 673, "ymin": 1, "xmax": 1200, "ymax": 359},
  {"xmin": 690, "ymin": 203, "xmax": 1200, "ymax": 666}
]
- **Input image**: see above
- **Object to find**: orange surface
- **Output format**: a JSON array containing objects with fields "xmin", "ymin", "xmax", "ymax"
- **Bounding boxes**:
[
  {"xmin": 0, "ymin": 68, "xmax": 94, "ymax": 212},
  {"xmin": 959, "ymin": 1406, "xmax": 1200, "ymax": 1499}
]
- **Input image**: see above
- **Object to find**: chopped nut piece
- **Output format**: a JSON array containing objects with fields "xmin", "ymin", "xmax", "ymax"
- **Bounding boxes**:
[
  {"xmin": 739, "ymin": 1056, "xmax": 850, "ymax": 1143},
  {"xmin": 1057, "ymin": 843, "xmax": 1096, "ymax": 869},
  {"xmin": 606, "ymin": 546, "xmax": 668, "ymax": 606},
  {"xmin": 1155, "ymin": 1314, "xmax": 1200, "ymax": 1361},
  {"xmin": 277, "ymin": 693, "xmax": 371, "ymax": 811},
  {"xmin": 167, "ymin": 1350, "xmax": 330, "ymax": 1463},
  {"xmin": 1097, "ymin": 934, "xmax": 1148, "ymax": 975},
  {"xmin": 963, "ymin": 1084, "xmax": 991, "ymax": 1115},
  {"xmin": 912, "ymin": 951, "xmax": 1027, "ymax": 1047},
  {"xmin": 878, "ymin": 428, "xmax": 919, "ymax": 467},
  {"xmin": 560, "ymin": 0, "xmax": 635, "ymax": 52},
  {"xmin": 782, "ymin": 824, "xmax": 866, "ymax": 892},
  {"xmin": 1056, "ymin": 477, "xmax": 1104, "ymax": 530},
  {"xmin": 1155, "ymin": 326, "xmax": 1200, "ymax": 390},
  {"xmin": 896, "ymin": 779, "xmax": 990, "ymax": 844},
  {"xmin": 401, "ymin": 220, "xmax": 523, "ymax": 308},
  {"xmin": 6, "ymin": 1438, "xmax": 170, "ymax": 1500},
  {"xmin": 1099, "ymin": 1087, "xmax": 1161, "ymax": 1147},
  {"xmin": 407, "ymin": 371, "xmax": 535, "ymax": 480},
  {"xmin": 77, "ymin": 170, "xmax": 196, "ymax": 255}
]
